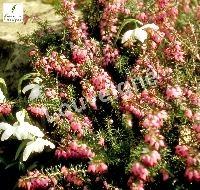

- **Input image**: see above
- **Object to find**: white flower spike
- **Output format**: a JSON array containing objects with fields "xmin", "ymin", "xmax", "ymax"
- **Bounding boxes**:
[
  {"xmin": 0, "ymin": 89, "xmax": 6, "ymax": 103},
  {"xmin": 121, "ymin": 23, "xmax": 159, "ymax": 44},
  {"xmin": 22, "ymin": 138, "xmax": 55, "ymax": 161}
]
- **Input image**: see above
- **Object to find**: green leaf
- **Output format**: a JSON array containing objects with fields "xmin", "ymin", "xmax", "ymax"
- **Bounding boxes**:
[
  {"xmin": 0, "ymin": 157, "xmax": 7, "ymax": 166},
  {"xmin": 115, "ymin": 19, "xmax": 143, "ymax": 44},
  {"xmin": 27, "ymin": 161, "xmax": 39, "ymax": 170},
  {"xmin": 5, "ymin": 162, "xmax": 18, "ymax": 169},
  {"xmin": 18, "ymin": 161, "xmax": 25, "ymax": 171},
  {"xmin": 15, "ymin": 140, "xmax": 29, "ymax": 160},
  {"xmin": 18, "ymin": 73, "xmax": 40, "ymax": 95}
]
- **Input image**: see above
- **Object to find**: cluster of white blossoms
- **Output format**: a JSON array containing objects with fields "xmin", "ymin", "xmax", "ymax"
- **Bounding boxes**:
[
  {"xmin": 0, "ymin": 110, "xmax": 55, "ymax": 161},
  {"xmin": 121, "ymin": 23, "xmax": 159, "ymax": 44}
]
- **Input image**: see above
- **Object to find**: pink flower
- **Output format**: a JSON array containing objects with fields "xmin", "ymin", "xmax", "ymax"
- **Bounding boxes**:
[
  {"xmin": 72, "ymin": 45, "xmax": 88, "ymax": 64},
  {"xmin": 27, "ymin": 105, "xmax": 48, "ymax": 118},
  {"xmin": 162, "ymin": 171, "xmax": 169, "ymax": 181},
  {"xmin": 0, "ymin": 103, "xmax": 12, "ymax": 116},
  {"xmin": 55, "ymin": 141, "xmax": 95, "ymax": 160},
  {"xmin": 141, "ymin": 150, "xmax": 161, "ymax": 167},
  {"xmin": 136, "ymin": 12, "xmax": 148, "ymax": 22},
  {"xmin": 166, "ymin": 85, "xmax": 182, "ymax": 99},
  {"xmin": 97, "ymin": 163, "xmax": 108, "ymax": 173},
  {"xmin": 186, "ymin": 156, "xmax": 197, "ymax": 166},
  {"xmin": 64, "ymin": 111, "xmax": 74, "ymax": 122},
  {"xmin": 98, "ymin": 137, "xmax": 105, "ymax": 146},
  {"xmin": 193, "ymin": 112, "xmax": 200, "ymax": 122},
  {"xmin": 184, "ymin": 109, "xmax": 193, "ymax": 119},
  {"xmin": 157, "ymin": 0, "xmax": 170, "ymax": 9},
  {"xmin": 71, "ymin": 122, "xmax": 82, "ymax": 132},
  {"xmin": 175, "ymin": 145, "xmax": 189, "ymax": 158},
  {"xmin": 168, "ymin": 7, "xmax": 178, "ymax": 19},
  {"xmin": 131, "ymin": 163, "xmax": 149, "ymax": 181},
  {"xmin": 87, "ymin": 164, "xmax": 96, "ymax": 173},
  {"xmin": 165, "ymin": 42, "xmax": 185, "ymax": 62},
  {"xmin": 45, "ymin": 88, "xmax": 57, "ymax": 99},
  {"xmin": 142, "ymin": 114, "xmax": 163, "ymax": 128},
  {"xmin": 193, "ymin": 170, "xmax": 200, "ymax": 181},
  {"xmin": 192, "ymin": 124, "xmax": 200, "ymax": 133},
  {"xmin": 185, "ymin": 168, "xmax": 194, "ymax": 181},
  {"xmin": 157, "ymin": 110, "xmax": 168, "ymax": 120}
]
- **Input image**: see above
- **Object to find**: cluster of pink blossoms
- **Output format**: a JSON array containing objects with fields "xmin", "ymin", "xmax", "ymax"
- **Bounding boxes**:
[
  {"xmin": 0, "ymin": 103, "xmax": 12, "ymax": 116},
  {"xmin": 81, "ymin": 66, "xmax": 119, "ymax": 110},
  {"xmin": 144, "ymin": 129, "xmax": 165, "ymax": 151},
  {"xmin": 165, "ymin": 41, "xmax": 185, "ymax": 62},
  {"xmin": 27, "ymin": 105, "xmax": 48, "ymax": 118},
  {"xmin": 35, "ymin": 52, "xmax": 83, "ymax": 79},
  {"xmin": 141, "ymin": 150, "xmax": 161, "ymax": 167},
  {"xmin": 120, "ymin": 81, "xmax": 144, "ymax": 118},
  {"xmin": 136, "ymin": 0, "xmax": 185, "ymax": 63},
  {"xmin": 90, "ymin": 67, "xmax": 118, "ymax": 98},
  {"xmin": 103, "ymin": 44, "xmax": 119, "ymax": 65},
  {"xmin": 81, "ymin": 80, "xmax": 98, "ymax": 109},
  {"xmin": 72, "ymin": 45, "xmax": 89, "ymax": 65},
  {"xmin": 175, "ymin": 145, "xmax": 200, "ymax": 182},
  {"xmin": 130, "ymin": 163, "xmax": 149, "ymax": 181},
  {"xmin": 18, "ymin": 170, "xmax": 56, "ymax": 190},
  {"xmin": 128, "ymin": 110, "xmax": 168, "ymax": 189},
  {"xmin": 192, "ymin": 124, "xmax": 200, "ymax": 141},
  {"xmin": 100, "ymin": 0, "xmax": 130, "ymax": 43},
  {"xmin": 55, "ymin": 140, "xmax": 95, "ymax": 160},
  {"xmin": 184, "ymin": 88, "xmax": 200, "ymax": 107},
  {"xmin": 127, "ymin": 177, "xmax": 145, "ymax": 190},
  {"xmin": 62, "ymin": 0, "xmax": 88, "ymax": 42},
  {"xmin": 87, "ymin": 162, "xmax": 108, "ymax": 174},
  {"xmin": 99, "ymin": 0, "xmax": 130, "ymax": 65},
  {"xmin": 64, "ymin": 110, "xmax": 93, "ymax": 137},
  {"xmin": 142, "ymin": 110, "xmax": 168, "ymax": 129},
  {"xmin": 61, "ymin": 166, "xmax": 84, "ymax": 186}
]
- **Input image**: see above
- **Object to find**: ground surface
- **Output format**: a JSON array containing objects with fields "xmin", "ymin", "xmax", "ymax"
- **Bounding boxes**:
[{"xmin": 0, "ymin": 0, "xmax": 61, "ymax": 42}]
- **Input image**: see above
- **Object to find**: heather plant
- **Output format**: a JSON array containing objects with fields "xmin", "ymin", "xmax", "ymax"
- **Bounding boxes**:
[{"xmin": 0, "ymin": 0, "xmax": 200, "ymax": 189}]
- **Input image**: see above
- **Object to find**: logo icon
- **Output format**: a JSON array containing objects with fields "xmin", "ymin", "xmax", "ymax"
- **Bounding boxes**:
[{"xmin": 3, "ymin": 3, "xmax": 23, "ymax": 22}]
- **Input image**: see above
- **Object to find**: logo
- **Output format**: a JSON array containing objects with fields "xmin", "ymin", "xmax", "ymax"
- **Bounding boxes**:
[{"xmin": 3, "ymin": 3, "xmax": 23, "ymax": 22}]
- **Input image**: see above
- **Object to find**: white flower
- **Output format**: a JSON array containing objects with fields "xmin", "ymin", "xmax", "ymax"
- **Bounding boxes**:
[
  {"xmin": 0, "ymin": 89, "xmax": 6, "ymax": 103},
  {"xmin": 121, "ymin": 23, "xmax": 159, "ymax": 44},
  {"xmin": 14, "ymin": 110, "xmax": 44, "ymax": 140},
  {"xmin": 14, "ymin": 124, "xmax": 44, "ymax": 140},
  {"xmin": 22, "ymin": 77, "xmax": 42, "ymax": 100},
  {"xmin": 0, "ymin": 110, "xmax": 44, "ymax": 141},
  {"xmin": 140, "ymin": 23, "xmax": 159, "ymax": 31},
  {"xmin": 0, "ymin": 122, "xmax": 16, "ymax": 141},
  {"xmin": 22, "ymin": 84, "xmax": 41, "ymax": 100},
  {"xmin": 33, "ymin": 77, "xmax": 43, "ymax": 84},
  {"xmin": 22, "ymin": 138, "xmax": 55, "ymax": 161}
]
